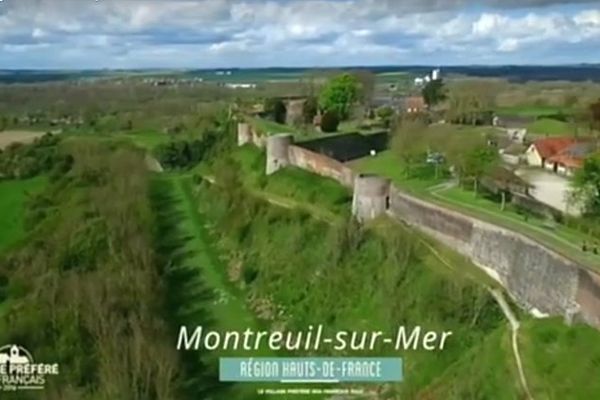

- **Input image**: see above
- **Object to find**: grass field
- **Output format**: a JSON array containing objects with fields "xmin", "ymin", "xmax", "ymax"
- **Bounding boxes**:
[
  {"xmin": 527, "ymin": 118, "xmax": 572, "ymax": 136},
  {"xmin": 0, "ymin": 176, "xmax": 47, "ymax": 253},
  {"xmin": 118, "ymin": 129, "xmax": 172, "ymax": 150},
  {"xmin": 520, "ymin": 318, "xmax": 600, "ymax": 399},
  {"xmin": 496, "ymin": 105, "xmax": 569, "ymax": 118}
]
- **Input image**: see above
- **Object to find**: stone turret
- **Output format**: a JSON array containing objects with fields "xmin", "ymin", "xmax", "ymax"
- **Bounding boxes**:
[
  {"xmin": 266, "ymin": 134, "xmax": 293, "ymax": 175},
  {"xmin": 352, "ymin": 174, "xmax": 391, "ymax": 221},
  {"xmin": 237, "ymin": 122, "xmax": 252, "ymax": 146}
]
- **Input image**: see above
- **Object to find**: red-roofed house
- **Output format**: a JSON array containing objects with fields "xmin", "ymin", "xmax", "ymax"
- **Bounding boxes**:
[
  {"xmin": 526, "ymin": 137, "xmax": 595, "ymax": 176},
  {"xmin": 403, "ymin": 96, "xmax": 427, "ymax": 113}
]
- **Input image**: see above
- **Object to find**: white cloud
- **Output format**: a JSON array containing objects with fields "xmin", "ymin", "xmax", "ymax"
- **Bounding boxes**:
[{"xmin": 0, "ymin": 0, "xmax": 599, "ymax": 68}]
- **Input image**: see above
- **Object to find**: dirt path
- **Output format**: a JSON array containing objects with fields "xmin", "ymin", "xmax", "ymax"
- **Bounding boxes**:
[
  {"xmin": 489, "ymin": 289, "xmax": 534, "ymax": 400},
  {"xmin": 417, "ymin": 236, "xmax": 534, "ymax": 399}
]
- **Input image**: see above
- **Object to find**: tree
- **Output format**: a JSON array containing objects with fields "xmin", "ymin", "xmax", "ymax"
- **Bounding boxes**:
[
  {"xmin": 320, "ymin": 111, "xmax": 340, "ymax": 133},
  {"xmin": 391, "ymin": 119, "xmax": 429, "ymax": 178},
  {"xmin": 445, "ymin": 82, "xmax": 495, "ymax": 125},
  {"xmin": 376, "ymin": 106, "xmax": 394, "ymax": 128},
  {"xmin": 422, "ymin": 79, "xmax": 446, "ymax": 108},
  {"xmin": 319, "ymin": 73, "xmax": 360, "ymax": 120},
  {"xmin": 352, "ymin": 70, "xmax": 376, "ymax": 106},
  {"xmin": 446, "ymin": 134, "xmax": 499, "ymax": 195},
  {"xmin": 264, "ymin": 98, "xmax": 287, "ymax": 124},
  {"xmin": 303, "ymin": 96, "xmax": 319, "ymax": 124},
  {"xmin": 573, "ymin": 154, "xmax": 600, "ymax": 216}
]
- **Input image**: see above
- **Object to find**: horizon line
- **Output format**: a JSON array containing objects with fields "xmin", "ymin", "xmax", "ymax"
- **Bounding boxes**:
[{"xmin": 1, "ymin": 63, "xmax": 600, "ymax": 72}]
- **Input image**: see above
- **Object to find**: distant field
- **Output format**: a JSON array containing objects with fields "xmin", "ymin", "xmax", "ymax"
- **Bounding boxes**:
[
  {"xmin": 0, "ymin": 176, "xmax": 47, "ymax": 253},
  {"xmin": 496, "ymin": 105, "xmax": 568, "ymax": 118},
  {"xmin": 527, "ymin": 118, "xmax": 572, "ymax": 136},
  {"xmin": 0, "ymin": 130, "xmax": 47, "ymax": 149}
]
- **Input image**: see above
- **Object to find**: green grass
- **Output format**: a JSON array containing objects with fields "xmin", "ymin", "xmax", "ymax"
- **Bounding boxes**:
[
  {"xmin": 117, "ymin": 129, "xmax": 171, "ymax": 150},
  {"xmin": 349, "ymin": 150, "xmax": 445, "ymax": 192},
  {"xmin": 176, "ymin": 175, "xmax": 260, "ymax": 333},
  {"xmin": 527, "ymin": 118, "xmax": 572, "ymax": 136},
  {"xmin": 230, "ymin": 145, "xmax": 351, "ymax": 217},
  {"xmin": 248, "ymin": 117, "xmax": 296, "ymax": 136},
  {"xmin": 520, "ymin": 318, "xmax": 600, "ymax": 399},
  {"xmin": 0, "ymin": 176, "xmax": 47, "ymax": 253},
  {"xmin": 496, "ymin": 105, "xmax": 568, "ymax": 118},
  {"xmin": 421, "ymin": 326, "xmax": 520, "ymax": 399}
]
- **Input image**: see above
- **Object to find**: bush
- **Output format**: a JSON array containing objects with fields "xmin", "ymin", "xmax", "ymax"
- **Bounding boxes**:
[
  {"xmin": 264, "ymin": 98, "xmax": 287, "ymax": 124},
  {"xmin": 320, "ymin": 111, "xmax": 339, "ymax": 133},
  {"xmin": 303, "ymin": 97, "xmax": 318, "ymax": 124},
  {"xmin": 376, "ymin": 106, "xmax": 395, "ymax": 127}
]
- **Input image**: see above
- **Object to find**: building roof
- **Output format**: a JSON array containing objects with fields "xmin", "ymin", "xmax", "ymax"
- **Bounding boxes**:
[
  {"xmin": 547, "ymin": 141, "xmax": 597, "ymax": 169},
  {"xmin": 496, "ymin": 115, "xmax": 535, "ymax": 129},
  {"xmin": 404, "ymin": 96, "xmax": 426, "ymax": 110},
  {"xmin": 531, "ymin": 137, "xmax": 578, "ymax": 159}
]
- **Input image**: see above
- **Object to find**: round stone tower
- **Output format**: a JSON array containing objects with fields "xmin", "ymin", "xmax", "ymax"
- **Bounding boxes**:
[
  {"xmin": 237, "ymin": 122, "xmax": 252, "ymax": 146},
  {"xmin": 266, "ymin": 133, "xmax": 293, "ymax": 175},
  {"xmin": 352, "ymin": 174, "xmax": 391, "ymax": 222}
]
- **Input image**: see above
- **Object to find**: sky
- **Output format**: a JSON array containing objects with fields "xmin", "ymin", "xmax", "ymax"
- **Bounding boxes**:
[{"xmin": 0, "ymin": 0, "xmax": 599, "ymax": 69}]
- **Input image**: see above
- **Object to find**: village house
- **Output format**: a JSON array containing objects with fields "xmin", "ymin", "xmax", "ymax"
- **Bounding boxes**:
[
  {"xmin": 526, "ymin": 137, "xmax": 593, "ymax": 176},
  {"xmin": 403, "ymin": 96, "xmax": 427, "ymax": 114}
]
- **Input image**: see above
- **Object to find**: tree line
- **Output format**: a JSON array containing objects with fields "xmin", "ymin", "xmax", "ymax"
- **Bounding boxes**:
[{"xmin": 0, "ymin": 139, "xmax": 219, "ymax": 399}]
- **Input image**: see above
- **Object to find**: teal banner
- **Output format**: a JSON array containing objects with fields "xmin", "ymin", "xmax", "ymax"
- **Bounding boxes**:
[{"xmin": 219, "ymin": 357, "xmax": 402, "ymax": 383}]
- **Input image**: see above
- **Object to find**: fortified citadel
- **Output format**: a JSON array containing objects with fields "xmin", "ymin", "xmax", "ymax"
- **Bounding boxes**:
[{"xmin": 237, "ymin": 122, "xmax": 600, "ymax": 330}]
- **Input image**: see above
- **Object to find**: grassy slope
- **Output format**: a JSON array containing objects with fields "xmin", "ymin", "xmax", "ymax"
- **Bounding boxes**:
[
  {"xmin": 175, "ymin": 174, "xmax": 259, "ymax": 333},
  {"xmin": 231, "ymin": 144, "xmax": 352, "ymax": 216},
  {"xmin": 197, "ymin": 148, "xmax": 516, "ymax": 398},
  {"xmin": 153, "ymin": 174, "xmax": 270, "ymax": 400},
  {"xmin": 520, "ymin": 319, "xmax": 600, "ymax": 400},
  {"xmin": 0, "ymin": 176, "xmax": 47, "ymax": 253}
]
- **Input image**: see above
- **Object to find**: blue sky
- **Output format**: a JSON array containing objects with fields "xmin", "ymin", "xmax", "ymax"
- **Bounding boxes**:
[{"xmin": 0, "ymin": 0, "xmax": 599, "ymax": 69}]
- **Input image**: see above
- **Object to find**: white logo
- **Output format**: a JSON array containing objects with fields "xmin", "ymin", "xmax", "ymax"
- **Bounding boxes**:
[{"xmin": 0, "ymin": 345, "xmax": 59, "ymax": 392}]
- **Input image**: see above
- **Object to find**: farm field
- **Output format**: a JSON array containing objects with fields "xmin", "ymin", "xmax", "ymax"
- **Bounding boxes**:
[{"xmin": 0, "ymin": 130, "xmax": 48, "ymax": 149}]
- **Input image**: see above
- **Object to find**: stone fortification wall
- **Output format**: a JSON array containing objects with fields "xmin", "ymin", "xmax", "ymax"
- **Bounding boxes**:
[
  {"xmin": 388, "ymin": 185, "xmax": 599, "ymax": 326},
  {"xmin": 243, "ymin": 121, "xmax": 600, "ymax": 329},
  {"xmin": 288, "ymin": 145, "xmax": 355, "ymax": 188}
]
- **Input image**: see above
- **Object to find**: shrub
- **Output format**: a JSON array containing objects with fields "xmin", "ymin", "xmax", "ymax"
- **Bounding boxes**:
[
  {"xmin": 264, "ymin": 98, "xmax": 287, "ymax": 124},
  {"xmin": 303, "ymin": 97, "xmax": 318, "ymax": 124},
  {"xmin": 320, "ymin": 111, "xmax": 339, "ymax": 133}
]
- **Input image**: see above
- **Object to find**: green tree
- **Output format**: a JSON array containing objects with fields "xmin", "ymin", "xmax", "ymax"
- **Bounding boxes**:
[
  {"xmin": 320, "ymin": 110, "xmax": 340, "ymax": 133},
  {"xmin": 422, "ymin": 79, "xmax": 446, "ymax": 107},
  {"xmin": 573, "ymin": 154, "xmax": 600, "ymax": 215},
  {"xmin": 303, "ymin": 96, "xmax": 319, "ymax": 124},
  {"xmin": 376, "ymin": 106, "xmax": 395, "ymax": 128},
  {"xmin": 391, "ymin": 119, "xmax": 429, "ymax": 178},
  {"xmin": 446, "ymin": 82, "xmax": 495, "ymax": 125},
  {"xmin": 352, "ymin": 70, "xmax": 376, "ymax": 106},
  {"xmin": 319, "ymin": 73, "xmax": 360, "ymax": 120},
  {"xmin": 264, "ymin": 98, "xmax": 287, "ymax": 124},
  {"xmin": 447, "ymin": 135, "xmax": 499, "ymax": 195}
]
